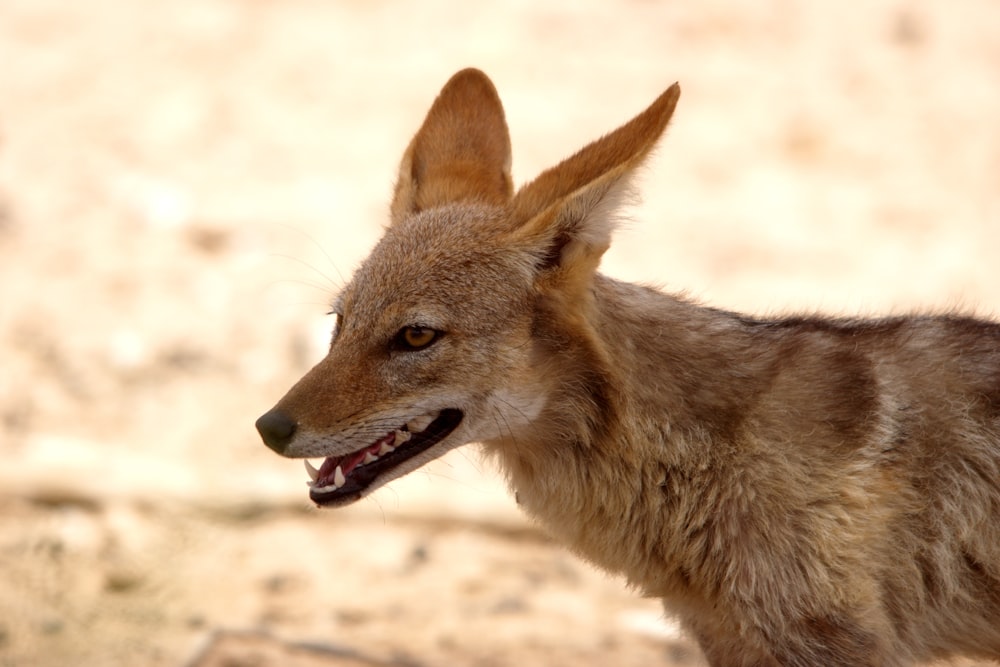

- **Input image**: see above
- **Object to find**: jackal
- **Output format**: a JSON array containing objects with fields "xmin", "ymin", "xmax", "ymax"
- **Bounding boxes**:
[{"xmin": 256, "ymin": 69, "xmax": 1000, "ymax": 666}]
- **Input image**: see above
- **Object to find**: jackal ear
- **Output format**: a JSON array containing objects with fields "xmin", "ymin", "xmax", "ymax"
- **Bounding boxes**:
[
  {"xmin": 509, "ymin": 83, "xmax": 680, "ymax": 286},
  {"xmin": 390, "ymin": 69, "xmax": 514, "ymax": 223}
]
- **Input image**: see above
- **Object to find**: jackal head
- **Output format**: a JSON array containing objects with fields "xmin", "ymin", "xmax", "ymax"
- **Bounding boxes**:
[{"xmin": 255, "ymin": 69, "xmax": 679, "ymax": 506}]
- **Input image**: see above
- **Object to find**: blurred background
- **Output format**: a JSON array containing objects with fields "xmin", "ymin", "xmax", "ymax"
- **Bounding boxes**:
[{"xmin": 1, "ymin": 1, "xmax": 998, "ymax": 665}]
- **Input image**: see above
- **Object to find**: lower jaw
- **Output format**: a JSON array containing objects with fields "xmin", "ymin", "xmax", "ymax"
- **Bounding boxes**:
[
  {"xmin": 308, "ymin": 408, "xmax": 464, "ymax": 507},
  {"xmin": 309, "ymin": 486, "xmax": 364, "ymax": 507}
]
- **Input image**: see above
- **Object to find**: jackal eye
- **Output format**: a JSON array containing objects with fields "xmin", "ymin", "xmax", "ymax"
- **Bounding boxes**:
[{"xmin": 394, "ymin": 325, "xmax": 440, "ymax": 351}]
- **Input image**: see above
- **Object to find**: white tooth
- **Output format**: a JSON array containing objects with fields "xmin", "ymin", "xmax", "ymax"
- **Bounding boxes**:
[
  {"xmin": 393, "ymin": 429, "xmax": 411, "ymax": 445},
  {"xmin": 304, "ymin": 459, "xmax": 320, "ymax": 482},
  {"xmin": 406, "ymin": 414, "xmax": 435, "ymax": 433},
  {"xmin": 378, "ymin": 441, "xmax": 395, "ymax": 456},
  {"xmin": 363, "ymin": 452, "xmax": 378, "ymax": 465},
  {"xmin": 334, "ymin": 465, "xmax": 346, "ymax": 489}
]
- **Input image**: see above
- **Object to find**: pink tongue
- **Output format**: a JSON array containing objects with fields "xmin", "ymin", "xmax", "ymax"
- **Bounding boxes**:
[{"xmin": 316, "ymin": 432, "xmax": 396, "ymax": 486}]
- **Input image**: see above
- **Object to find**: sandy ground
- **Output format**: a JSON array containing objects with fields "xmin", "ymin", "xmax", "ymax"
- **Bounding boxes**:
[{"xmin": 2, "ymin": 1, "xmax": 1000, "ymax": 665}]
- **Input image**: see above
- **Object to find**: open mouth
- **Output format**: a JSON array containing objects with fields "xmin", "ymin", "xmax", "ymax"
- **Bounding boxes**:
[{"xmin": 305, "ymin": 409, "xmax": 463, "ymax": 506}]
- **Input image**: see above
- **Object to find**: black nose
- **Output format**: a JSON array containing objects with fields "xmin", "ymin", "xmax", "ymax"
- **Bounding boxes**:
[{"xmin": 255, "ymin": 409, "xmax": 297, "ymax": 454}]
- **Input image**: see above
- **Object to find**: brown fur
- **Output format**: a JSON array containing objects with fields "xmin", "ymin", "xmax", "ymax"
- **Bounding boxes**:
[{"xmin": 256, "ymin": 69, "xmax": 1000, "ymax": 666}]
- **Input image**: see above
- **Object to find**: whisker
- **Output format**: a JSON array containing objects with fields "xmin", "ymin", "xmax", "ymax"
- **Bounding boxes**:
[
  {"xmin": 455, "ymin": 447, "xmax": 485, "ymax": 475},
  {"xmin": 276, "ymin": 223, "xmax": 348, "ymax": 287},
  {"xmin": 267, "ymin": 252, "xmax": 342, "ymax": 293},
  {"xmin": 271, "ymin": 222, "xmax": 348, "ymax": 286},
  {"xmin": 491, "ymin": 396, "xmax": 530, "ymax": 446},
  {"xmin": 418, "ymin": 464, "xmax": 493, "ymax": 494},
  {"xmin": 366, "ymin": 494, "xmax": 387, "ymax": 524},
  {"xmin": 265, "ymin": 276, "xmax": 340, "ymax": 299}
]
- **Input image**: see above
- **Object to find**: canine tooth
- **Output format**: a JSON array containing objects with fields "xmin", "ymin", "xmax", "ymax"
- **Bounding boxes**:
[
  {"xmin": 334, "ymin": 465, "xmax": 346, "ymax": 488},
  {"xmin": 378, "ymin": 441, "xmax": 395, "ymax": 456},
  {"xmin": 363, "ymin": 452, "xmax": 378, "ymax": 465},
  {"xmin": 304, "ymin": 459, "xmax": 320, "ymax": 482},
  {"xmin": 393, "ymin": 429, "xmax": 411, "ymax": 445},
  {"xmin": 406, "ymin": 414, "xmax": 434, "ymax": 433}
]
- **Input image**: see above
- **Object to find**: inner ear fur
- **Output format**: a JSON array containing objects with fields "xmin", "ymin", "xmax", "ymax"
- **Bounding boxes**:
[{"xmin": 390, "ymin": 68, "xmax": 514, "ymax": 223}]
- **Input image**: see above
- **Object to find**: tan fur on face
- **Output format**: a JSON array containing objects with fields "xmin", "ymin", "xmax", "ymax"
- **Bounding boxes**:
[{"xmin": 258, "ymin": 69, "xmax": 1000, "ymax": 666}]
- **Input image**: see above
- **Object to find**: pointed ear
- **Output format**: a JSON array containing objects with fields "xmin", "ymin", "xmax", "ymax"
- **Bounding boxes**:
[
  {"xmin": 509, "ymin": 83, "xmax": 680, "ymax": 287},
  {"xmin": 390, "ymin": 69, "xmax": 513, "ymax": 223}
]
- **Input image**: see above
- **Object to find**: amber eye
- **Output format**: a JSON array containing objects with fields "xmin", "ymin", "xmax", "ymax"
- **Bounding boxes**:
[{"xmin": 395, "ymin": 325, "xmax": 440, "ymax": 351}]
